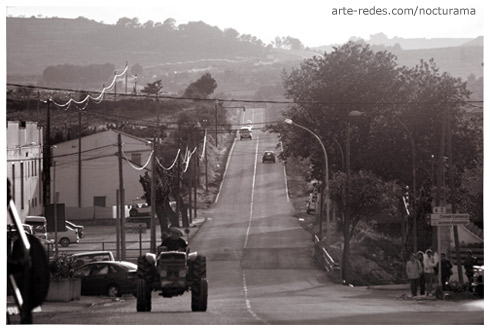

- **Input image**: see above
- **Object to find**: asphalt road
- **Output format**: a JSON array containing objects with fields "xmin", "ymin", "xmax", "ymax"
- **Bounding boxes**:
[{"xmin": 29, "ymin": 108, "xmax": 484, "ymax": 325}]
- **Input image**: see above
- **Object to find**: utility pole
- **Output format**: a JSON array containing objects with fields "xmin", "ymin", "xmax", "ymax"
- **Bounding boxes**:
[
  {"xmin": 194, "ymin": 128, "xmax": 198, "ymax": 218},
  {"xmin": 53, "ymin": 161, "xmax": 58, "ymax": 257},
  {"xmin": 188, "ymin": 129, "xmax": 192, "ymax": 222},
  {"xmin": 204, "ymin": 128, "xmax": 208, "ymax": 194},
  {"xmin": 118, "ymin": 133, "xmax": 126, "ymax": 260},
  {"xmin": 150, "ymin": 91, "xmax": 159, "ymax": 252},
  {"xmin": 150, "ymin": 136, "xmax": 156, "ymax": 252},
  {"xmin": 43, "ymin": 99, "xmax": 51, "ymax": 206},
  {"xmin": 116, "ymin": 190, "xmax": 120, "ymax": 260},
  {"xmin": 125, "ymin": 61, "xmax": 128, "ymax": 94},
  {"xmin": 446, "ymin": 100, "xmax": 464, "ymax": 284},
  {"xmin": 78, "ymin": 110, "xmax": 82, "ymax": 208},
  {"xmin": 114, "ymin": 71, "xmax": 117, "ymax": 102},
  {"xmin": 177, "ymin": 123, "xmax": 182, "ymax": 226},
  {"xmin": 215, "ymin": 101, "xmax": 218, "ymax": 147},
  {"xmin": 434, "ymin": 103, "xmax": 448, "ymax": 288}
]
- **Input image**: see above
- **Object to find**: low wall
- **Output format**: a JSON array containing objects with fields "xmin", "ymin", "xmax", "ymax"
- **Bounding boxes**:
[{"xmin": 65, "ymin": 205, "xmax": 130, "ymax": 222}]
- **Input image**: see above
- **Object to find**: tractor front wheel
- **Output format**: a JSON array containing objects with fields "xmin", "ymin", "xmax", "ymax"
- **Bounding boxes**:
[
  {"xmin": 136, "ymin": 278, "xmax": 151, "ymax": 312},
  {"xmin": 191, "ymin": 278, "xmax": 208, "ymax": 312}
]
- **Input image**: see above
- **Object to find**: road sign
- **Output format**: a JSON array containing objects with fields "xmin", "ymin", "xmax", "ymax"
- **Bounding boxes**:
[
  {"xmin": 432, "ymin": 206, "xmax": 447, "ymax": 214},
  {"xmin": 430, "ymin": 213, "xmax": 469, "ymax": 226}
]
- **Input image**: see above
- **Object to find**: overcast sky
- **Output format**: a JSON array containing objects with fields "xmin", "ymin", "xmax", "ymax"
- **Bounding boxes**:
[{"xmin": 4, "ymin": 0, "xmax": 486, "ymax": 47}]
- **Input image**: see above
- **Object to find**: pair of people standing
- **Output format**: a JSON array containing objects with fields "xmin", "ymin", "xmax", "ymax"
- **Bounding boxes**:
[{"xmin": 407, "ymin": 249, "xmax": 439, "ymax": 297}]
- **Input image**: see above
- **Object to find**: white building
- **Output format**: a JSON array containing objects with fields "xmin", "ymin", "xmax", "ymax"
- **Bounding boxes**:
[
  {"xmin": 6, "ymin": 121, "xmax": 44, "ymax": 220},
  {"xmin": 51, "ymin": 129, "xmax": 152, "ymax": 220}
]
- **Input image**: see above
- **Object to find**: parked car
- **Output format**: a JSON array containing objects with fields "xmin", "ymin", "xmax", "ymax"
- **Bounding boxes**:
[
  {"xmin": 473, "ymin": 265, "xmax": 484, "ymax": 298},
  {"xmin": 47, "ymin": 226, "xmax": 79, "ymax": 247},
  {"xmin": 66, "ymin": 220, "xmax": 84, "ymax": 239},
  {"xmin": 306, "ymin": 192, "xmax": 319, "ymax": 214},
  {"xmin": 71, "ymin": 251, "xmax": 115, "ymax": 270},
  {"xmin": 129, "ymin": 199, "xmax": 151, "ymax": 217},
  {"xmin": 73, "ymin": 261, "xmax": 138, "ymax": 297}
]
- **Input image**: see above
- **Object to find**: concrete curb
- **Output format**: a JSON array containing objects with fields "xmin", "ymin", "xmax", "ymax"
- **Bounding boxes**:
[{"xmin": 367, "ymin": 284, "xmax": 409, "ymax": 290}]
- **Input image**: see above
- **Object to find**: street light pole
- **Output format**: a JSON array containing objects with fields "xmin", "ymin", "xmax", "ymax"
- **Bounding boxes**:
[
  {"xmin": 392, "ymin": 118, "xmax": 418, "ymax": 252},
  {"xmin": 285, "ymin": 119, "xmax": 329, "ymax": 243}
]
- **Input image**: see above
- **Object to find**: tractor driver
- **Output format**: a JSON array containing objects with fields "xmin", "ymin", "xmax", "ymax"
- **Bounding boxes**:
[{"xmin": 160, "ymin": 227, "xmax": 188, "ymax": 252}]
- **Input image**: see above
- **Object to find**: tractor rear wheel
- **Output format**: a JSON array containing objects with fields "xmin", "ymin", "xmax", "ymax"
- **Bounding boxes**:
[
  {"xmin": 191, "ymin": 278, "xmax": 208, "ymax": 312},
  {"xmin": 136, "ymin": 278, "xmax": 151, "ymax": 312},
  {"xmin": 137, "ymin": 255, "xmax": 155, "ymax": 282}
]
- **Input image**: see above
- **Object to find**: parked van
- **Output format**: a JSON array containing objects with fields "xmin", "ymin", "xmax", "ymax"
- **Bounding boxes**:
[
  {"xmin": 239, "ymin": 127, "xmax": 253, "ymax": 140},
  {"xmin": 24, "ymin": 215, "xmax": 48, "ymax": 240}
]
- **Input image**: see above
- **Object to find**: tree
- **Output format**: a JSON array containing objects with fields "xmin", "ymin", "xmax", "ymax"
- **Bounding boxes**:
[
  {"xmin": 276, "ymin": 41, "xmax": 481, "ymax": 280},
  {"xmin": 329, "ymin": 171, "xmax": 401, "ymax": 282},
  {"xmin": 163, "ymin": 18, "xmax": 177, "ymax": 30},
  {"xmin": 139, "ymin": 162, "xmax": 189, "ymax": 241},
  {"xmin": 224, "ymin": 28, "xmax": 239, "ymax": 39},
  {"xmin": 141, "ymin": 80, "xmax": 163, "ymax": 96},
  {"xmin": 183, "ymin": 73, "xmax": 217, "ymax": 98}
]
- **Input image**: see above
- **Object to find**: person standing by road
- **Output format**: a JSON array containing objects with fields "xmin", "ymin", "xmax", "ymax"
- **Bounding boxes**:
[
  {"xmin": 416, "ymin": 251, "xmax": 426, "ymax": 296},
  {"xmin": 440, "ymin": 253, "xmax": 453, "ymax": 290},
  {"xmin": 423, "ymin": 249, "xmax": 438, "ymax": 296},
  {"xmin": 464, "ymin": 250, "xmax": 477, "ymax": 291},
  {"xmin": 406, "ymin": 253, "xmax": 423, "ymax": 297}
]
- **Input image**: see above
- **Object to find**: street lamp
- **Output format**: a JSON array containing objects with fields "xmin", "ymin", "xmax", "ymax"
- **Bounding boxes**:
[
  {"xmin": 284, "ymin": 119, "xmax": 329, "ymax": 243},
  {"xmin": 393, "ymin": 117, "xmax": 417, "ymax": 252}
]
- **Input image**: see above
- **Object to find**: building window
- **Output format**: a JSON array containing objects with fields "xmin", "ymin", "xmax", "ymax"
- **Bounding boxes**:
[
  {"xmin": 131, "ymin": 153, "xmax": 142, "ymax": 166},
  {"xmin": 94, "ymin": 196, "xmax": 106, "ymax": 207}
]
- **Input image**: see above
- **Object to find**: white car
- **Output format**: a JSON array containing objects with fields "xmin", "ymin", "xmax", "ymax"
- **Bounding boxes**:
[
  {"xmin": 239, "ymin": 127, "xmax": 253, "ymax": 140},
  {"xmin": 66, "ymin": 220, "xmax": 84, "ymax": 238},
  {"xmin": 48, "ymin": 226, "xmax": 79, "ymax": 247}
]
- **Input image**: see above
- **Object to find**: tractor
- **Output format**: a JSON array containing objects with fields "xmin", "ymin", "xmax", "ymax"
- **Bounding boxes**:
[{"xmin": 136, "ymin": 247, "xmax": 208, "ymax": 312}]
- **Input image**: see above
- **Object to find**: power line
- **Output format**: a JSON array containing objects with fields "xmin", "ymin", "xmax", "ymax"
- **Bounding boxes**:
[{"xmin": 6, "ymin": 82, "xmax": 484, "ymax": 106}]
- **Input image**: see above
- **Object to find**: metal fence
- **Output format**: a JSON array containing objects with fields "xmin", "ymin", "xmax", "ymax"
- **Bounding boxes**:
[{"xmin": 47, "ymin": 230, "xmax": 153, "ymax": 264}]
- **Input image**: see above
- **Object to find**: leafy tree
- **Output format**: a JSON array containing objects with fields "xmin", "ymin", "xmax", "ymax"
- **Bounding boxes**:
[
  {"xmin": 276, "ymin": 41, "xmax": 481, "ymax": 280},
  {"xmin": 183, "ymin": 73, "xmax": 217, "ymax": 98},
  {"xmin": 329, "ymin": 171, "xmax": 401, "ymax": 282},
  {"xmin": 139, "ymin": 156, "xmax": 190, "ymax": 241},
  {"xmin": 141, "ymin": 80, "xmax": 163, "ymax": 96},
  {"xmin": 163, "ymin": 18, "xmax": 177, "ymax": 30},
  {"xmin": 224, "ymin": 28, "xmax": 240, "ymax": 39}
]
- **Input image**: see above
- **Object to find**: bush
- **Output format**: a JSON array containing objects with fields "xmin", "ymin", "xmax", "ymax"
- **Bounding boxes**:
[{"xmin": 49, "ymin": 253, "xmax": 75, "ymax": 279}]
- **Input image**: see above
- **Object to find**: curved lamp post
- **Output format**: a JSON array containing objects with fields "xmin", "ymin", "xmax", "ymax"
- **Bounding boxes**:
[{"xmin": 284, "ymin": 119, "xmax": 329, "ymax": 244}]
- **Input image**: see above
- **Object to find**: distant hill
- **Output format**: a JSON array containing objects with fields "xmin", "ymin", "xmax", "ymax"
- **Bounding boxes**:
[
  {"xmin": 313, "ymin": 33, "xmax": 483, "ymax": 80},
  {"xmin": 6, "ymin": 16, "xmax": 271, "ymax": 76},
  {"xmin": 6, "ymin": 17, "xmax": 483, "ymax": 100}
]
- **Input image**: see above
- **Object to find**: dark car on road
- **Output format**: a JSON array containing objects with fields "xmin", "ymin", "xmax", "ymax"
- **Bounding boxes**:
[
  {"xmin": 73, "ymin": 261, "xmax": 138, "ymax": 297},
  {"xmin": 262, "ymin": 151, "xmax": 276, "ymax": 163}
]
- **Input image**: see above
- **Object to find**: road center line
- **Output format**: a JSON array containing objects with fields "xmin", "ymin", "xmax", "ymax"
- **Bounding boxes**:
[
  {"xmin": 243, "ymin": 132, "xmax": 258, "ymax": 250},
  {"xmin": 241, "ymin": 117, "xmax": 268, "ymax": 324}
]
